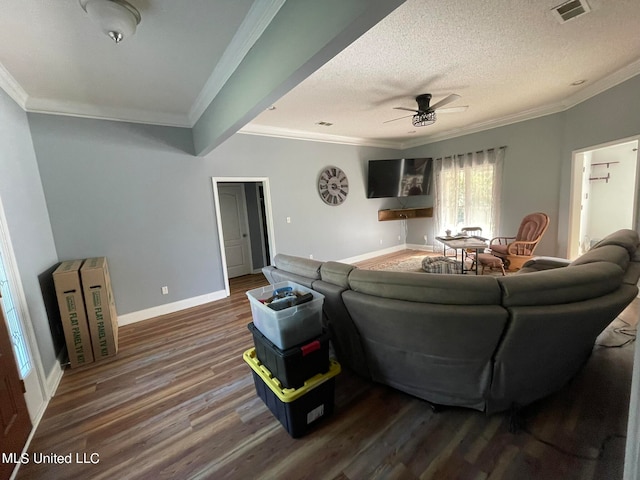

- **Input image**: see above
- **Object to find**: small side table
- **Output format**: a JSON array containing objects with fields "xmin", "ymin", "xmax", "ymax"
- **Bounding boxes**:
[{"xmin": 435, "ymin": 236, "xmax": 488, "ymax": 274}]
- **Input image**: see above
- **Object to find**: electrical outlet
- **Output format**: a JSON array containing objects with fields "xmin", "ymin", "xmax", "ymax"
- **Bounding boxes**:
[
  {"xmin": 161, "ymin": 286, "xmax": 169, "ymax": 295},
  {"xmin": 379, "ymin": 239, "xmax": 383, "ymax": 245},
  {"xmin": 286, "ymin": 216, "xmax": 291, "ymax": 224},
  {"xmin": 309, "ymin": 254, "xmax": 313, "ymax": 259},
  {"xmin": 398, "ymin": 235, "xmax": 401, "ymax": 241}
]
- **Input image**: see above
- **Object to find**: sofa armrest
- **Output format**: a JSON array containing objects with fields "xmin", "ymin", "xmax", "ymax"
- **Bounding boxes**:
[{"xmin": 520, "ymin": 256, "xmax": 571, "ymax": 272}]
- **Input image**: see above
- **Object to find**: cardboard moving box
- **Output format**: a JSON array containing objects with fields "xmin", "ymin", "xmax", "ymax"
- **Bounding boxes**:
[
  {"xmin": 52, "ymin": 260, "xmax": 94, "ymax": 368},
  {"xmin": 81, "ymin": 257, "xmax": 118, "ymax": 360}
]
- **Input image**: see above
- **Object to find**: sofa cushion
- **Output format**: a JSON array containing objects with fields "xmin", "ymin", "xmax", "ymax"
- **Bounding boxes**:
[
  {"xmin": 348, "ymin": 269, "xmax": 502, "ymax": 305},
  {"xmin": 624, "ymin": 253, "xmax": 640, "ymax": 285},
  {"xmin": 591, "ymin": 228, "xmax": 639, "ymax": 257},
  {"xmin": 343, "ymin": 291, "xmax": 508, "ymax": 410},
  {"xmin": 498, "ymin": 262, "xmax": 624, "ymax": 307},
  {"xmin": 320, "ymin": 261, "xmax": 355, "ymax": 288},
  {"xmin": 273, "ymin": 253, "xmax": 322, "ymax": 280},
  {"xmin": 569, "ymin": 244, "xmax": 630, "ymax": 271}
]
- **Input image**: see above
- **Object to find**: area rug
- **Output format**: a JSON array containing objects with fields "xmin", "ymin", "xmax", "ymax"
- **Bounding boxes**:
[
  {"xmin": 366, "ymin": 252, "xmax": 509, "ymax": 276},
  {"xmin": 366, "ymin": 253, "xmax": 431, "ymax": 273}
]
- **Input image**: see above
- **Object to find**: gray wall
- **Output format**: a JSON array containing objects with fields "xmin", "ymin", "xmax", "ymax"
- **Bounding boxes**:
[
  {"xmin": 29, "ymin": 115, "xmax": 218, "ymax": 317},
  {"xmin": 29, "ymin": 114, "xmax": 402, "ymax": 315},
  {"xmin": 404, "ymin": 73, "xmax": 640, "ymax": 257},
  {"xmin": 24, "ymin": 73, "xmax": 640, "ymax": 322},
  {"xmin": 559, "ymin": 74, "xmax": 640, "ymax": 255},
  {"xmin": 207, "ymin": 135, "xmax": 405, "ymax": 260},
  {"xmin": 0, "ymin": 89, "xmax": 59, "ymax": 378},
  {"xmin": 403, "ymin": 114, "xmax": 564, "ymax": 256}
]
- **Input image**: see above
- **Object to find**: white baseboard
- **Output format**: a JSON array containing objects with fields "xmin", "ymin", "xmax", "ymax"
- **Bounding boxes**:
[
  {"xmin": 339, "ymin": 244, "xmax": 406, "ymax": 264},
  {"xmin": 406, "ymin": 243, "xmax": 435, "ymax": 252},
  {"xmin": 45, "ymin": 359, "xmax": 64, "ymax": 398},
  {"xmin": 118, "ymin": 289, "xmax": 228, "ymax": 326},
  {"xmin": 339, "ymin": 243, "xmax": 436, "ymax": 264}
]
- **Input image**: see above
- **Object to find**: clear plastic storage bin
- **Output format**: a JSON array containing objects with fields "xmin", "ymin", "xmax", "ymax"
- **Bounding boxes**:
[{"xmin": 246, "ymin": 281, "xmax": 324, "ymax": 350}]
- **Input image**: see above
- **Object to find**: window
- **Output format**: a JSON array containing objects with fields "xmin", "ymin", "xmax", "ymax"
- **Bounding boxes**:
[{"xmin": 434, "ymin": 147, "xmax": 505, "ymax": 239}]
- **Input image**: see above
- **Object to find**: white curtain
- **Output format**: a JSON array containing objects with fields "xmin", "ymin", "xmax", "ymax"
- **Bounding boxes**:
[{"xmin": 433, "ymin": 146, "xmax": 505, "ymax": 239}]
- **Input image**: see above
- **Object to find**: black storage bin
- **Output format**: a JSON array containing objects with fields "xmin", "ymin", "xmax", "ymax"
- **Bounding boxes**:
[
  {"xmin": 248, "ymin": 322, "xmax": 330, "ymax": 389},
  {"xmin": 243, "ymin": 348, "xmax": 341, "ymax": 438}
]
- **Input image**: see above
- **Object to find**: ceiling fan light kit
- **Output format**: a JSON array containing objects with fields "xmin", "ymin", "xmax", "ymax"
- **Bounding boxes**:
[
  {"xmin": 386, "ymin": 93, "xmax": 466, "ymax": 127},
  {"xmin": 412, "ymin": 110, "xmax": 436, "ymax": 127},
  {"xmin": 79, "ymin": 0, "xmax": 141, "ymax": 44}
]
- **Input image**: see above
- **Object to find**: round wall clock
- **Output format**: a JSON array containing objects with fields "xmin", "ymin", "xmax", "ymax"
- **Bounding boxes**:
[{"xmin": 318, "ymin": 166, "xmax": 349, "ymax": 205}]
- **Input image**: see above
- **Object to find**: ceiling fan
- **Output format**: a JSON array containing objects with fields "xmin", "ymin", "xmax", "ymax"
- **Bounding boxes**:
[{"xmin": 384, "ymin": 93, "xmax": 468, "ymax": 126}]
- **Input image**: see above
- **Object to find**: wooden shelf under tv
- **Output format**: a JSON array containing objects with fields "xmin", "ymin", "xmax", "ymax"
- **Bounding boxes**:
[{"xmin": 378, "ymin": 207, "xmax": 433, "ymax": 221}]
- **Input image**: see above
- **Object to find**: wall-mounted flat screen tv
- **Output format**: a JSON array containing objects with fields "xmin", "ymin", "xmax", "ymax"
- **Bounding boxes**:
[{"xmin": 366, "ymin": 158, "xmax": 433, "ymax": 198}]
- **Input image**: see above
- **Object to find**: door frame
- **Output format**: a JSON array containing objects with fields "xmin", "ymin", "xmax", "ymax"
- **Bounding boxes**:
[
  {"xmin": 0, "ymin": 196, "xmax": 48, "ymax": 418},
  {"xmin": 567, "ymin": 134, "xmax": 640, "ymax": 259},
  {"xmin": 212, "ymin": 177, "xmax": 276, "ymax": 296}
]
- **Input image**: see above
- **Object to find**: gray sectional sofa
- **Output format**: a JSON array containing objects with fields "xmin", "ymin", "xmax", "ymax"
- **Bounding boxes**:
[{"xmin": 262, "ymin": 229, "xmax": 640, "ymax": 414}]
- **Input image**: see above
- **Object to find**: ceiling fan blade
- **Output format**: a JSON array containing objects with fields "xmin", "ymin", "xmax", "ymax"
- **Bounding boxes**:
[
  {"xmin": 430, "ymin": 93, "xmax": 461, "ymax": 111},
  {"xmin": 436, "ymin": 105, "xmax": 468, "ymax": 114},
  {"xmin": 383, "ymin": 114, "xmax": 414, "ymax": 124},
  {"xmin": 393, "ymin": 107, "xmax": 420, "ymax": 113}
]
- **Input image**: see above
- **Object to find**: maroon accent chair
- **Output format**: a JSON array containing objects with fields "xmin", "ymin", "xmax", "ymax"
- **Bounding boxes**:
[{"xmin": 489, "ymin": 213, "xmax": 550, "ymax": 271}]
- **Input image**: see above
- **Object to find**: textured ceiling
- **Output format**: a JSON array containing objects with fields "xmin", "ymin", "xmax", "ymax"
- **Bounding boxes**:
[
  {"xmin": 244, "ymin": 0, "xmax": 640, "ymax": 148},
  {"xmin": 1, "ymin": 0, "xmax": 639, "ymax": 150}
]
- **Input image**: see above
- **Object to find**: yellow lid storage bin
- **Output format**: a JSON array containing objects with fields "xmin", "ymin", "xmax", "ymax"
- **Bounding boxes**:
[{"xmin": 243, "ymin": 348, "xmax": 341, "ymax": 437}]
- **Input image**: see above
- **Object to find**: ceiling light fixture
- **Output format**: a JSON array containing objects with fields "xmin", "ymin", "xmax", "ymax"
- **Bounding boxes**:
[
  {"xmin": 412, "ymin": 111, "xmax": 436, "ymax": 127},
  {"xmin": 79, "ymin": 0, "xmax": 141, "ymax": 44}
]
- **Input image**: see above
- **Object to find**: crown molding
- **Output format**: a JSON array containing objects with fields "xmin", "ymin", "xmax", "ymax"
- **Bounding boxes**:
[
  {"xmin": 187, "ymin": 0, "xmax": 286, "ymax": 126},
  {"xmin": 238, "ymin": 123, "xmax": 403, "ymax": 150},
  {"xmin": 561, "ymin": 57, "xmax": 640, "ymax": 109},
  {"xmin": 0, "ymin": 63, "xmax": 28, "ymax": 109},
  {"xmin": 399, "ymin": 61, "xmax": 640, "ymax": 150},
  {"xmin": 243, "ymin": 60, "xmax": 640, "ymax": 152},
  {"xmin": 24, "ymin": 97, "xmax": 190, "ymax": 128},
  {"xmin": 399, "ymin": 103, "xmax": 567, "ymax": 150},
  {"xmin": 1, "ymin": 1, "xmax": 286, "ymax": 129}
]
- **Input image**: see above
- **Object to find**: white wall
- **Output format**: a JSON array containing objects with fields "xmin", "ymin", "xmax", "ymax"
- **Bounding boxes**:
[{"xmin": 587, "ymin": 142, "xmax": 638, "ymax": 242}]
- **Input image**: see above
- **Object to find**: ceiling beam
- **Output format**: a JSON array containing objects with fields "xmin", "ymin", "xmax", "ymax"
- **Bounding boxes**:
[{"xmin": 192, "ymin": 0, "xmax": 406, "ymax": 157}]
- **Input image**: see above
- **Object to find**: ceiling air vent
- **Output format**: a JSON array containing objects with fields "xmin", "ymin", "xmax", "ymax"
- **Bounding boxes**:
[{"xmin": 551, "ymin": 0, "xmax": 591, "ymax": 23}]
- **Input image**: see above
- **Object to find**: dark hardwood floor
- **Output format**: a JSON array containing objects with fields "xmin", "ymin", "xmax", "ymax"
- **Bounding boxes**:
[{"xmin": 15, "ymin": 254, "xmax": 639, "ymax": 480}]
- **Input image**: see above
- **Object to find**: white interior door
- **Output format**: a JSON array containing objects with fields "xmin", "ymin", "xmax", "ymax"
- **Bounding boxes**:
[{"xmin": 219, "ymin": 184, "xmax": 252, "ymax": 278}]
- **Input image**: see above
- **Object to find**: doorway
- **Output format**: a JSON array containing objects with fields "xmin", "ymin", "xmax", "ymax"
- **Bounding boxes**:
[
  {"xmin": 212, "ymin": 177, "xmax": 275, "ymax": 296},
  {"xmin": 568, "ymin": 136, "xmax": 640, "ymax": 259}
]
